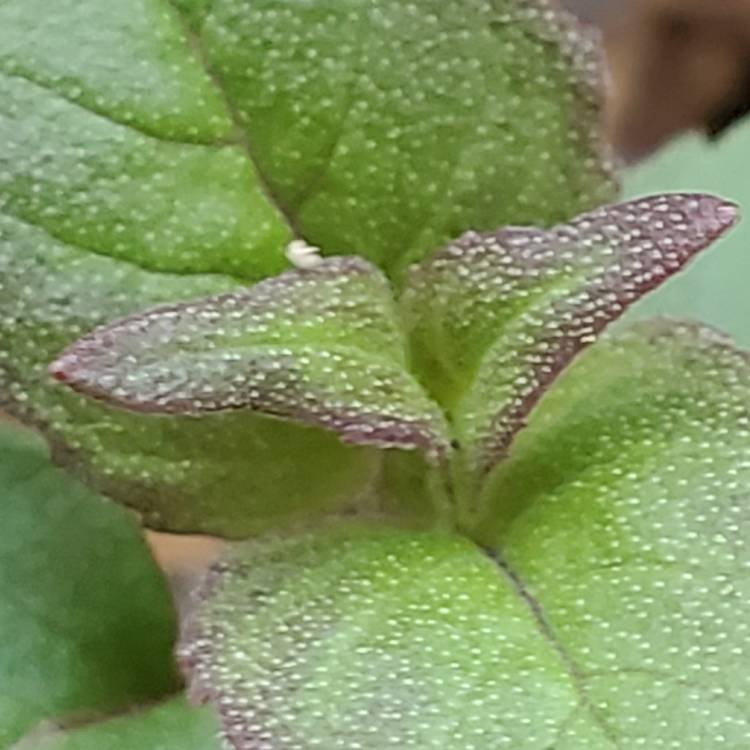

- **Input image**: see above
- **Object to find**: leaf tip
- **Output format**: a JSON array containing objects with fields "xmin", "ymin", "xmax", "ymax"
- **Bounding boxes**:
[
  {"xmin": 48, "ymin": 338, "xmax": 120, "ymax": 408},
  {"xmin": 657, "ymin": 194, "xmax": 738, "ymax": 249},
  {"xmin": 48, "ymin": 352, "xmax": 78, "ymax": 384},
  {"xmin": 712, "ymin": 197, "xmax": 740, "ymax": 229}
]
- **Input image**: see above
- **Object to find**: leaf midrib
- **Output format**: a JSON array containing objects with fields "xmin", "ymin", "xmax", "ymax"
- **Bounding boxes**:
[
  {"xmin": 0, "ymin": 68, "xmax": 225, "ymax": 148},
  {"xmin": 167, "ymin": 0, "xmax": 302, "ymax": 240},
  {"xmin": 482, "ymin": 547, "xmax": 623, "ymax": 749}
]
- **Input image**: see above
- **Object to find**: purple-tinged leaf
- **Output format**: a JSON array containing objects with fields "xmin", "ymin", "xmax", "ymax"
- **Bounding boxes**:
[
  {"xmin": 52, "ymin": 257, "xmax": 450, "ymax": 459},
  {"xmin": 401, "ymin": 194, "xmax": 738, "ymax": 477},
  {"xmin": 178, "ymin": 524, "xmax": 580, "ymax": 750}
]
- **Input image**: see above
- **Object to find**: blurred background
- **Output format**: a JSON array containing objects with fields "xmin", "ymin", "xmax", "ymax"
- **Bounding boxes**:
[{"xmin": 565, "ymin": 0, "xmax": 750, "ymax": 347}]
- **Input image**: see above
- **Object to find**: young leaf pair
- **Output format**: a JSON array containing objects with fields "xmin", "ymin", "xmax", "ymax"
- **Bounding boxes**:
[{"xmin": 52, "ymin": 193, "xmax": 737, "ymax": 537}]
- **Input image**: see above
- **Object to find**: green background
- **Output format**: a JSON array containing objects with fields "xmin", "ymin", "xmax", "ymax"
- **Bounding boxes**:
[{"xmin": 624, "ymin": 122, "xmax": 750, "ymax": 347}]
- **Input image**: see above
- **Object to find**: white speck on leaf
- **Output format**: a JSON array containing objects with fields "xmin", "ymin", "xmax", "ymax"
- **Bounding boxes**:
[{"xmin": 285, "ymin": 239, "xmax": 323, "ymax": 270}]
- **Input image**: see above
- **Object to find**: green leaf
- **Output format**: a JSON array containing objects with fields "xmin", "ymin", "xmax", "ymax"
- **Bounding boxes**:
[
  {"xmin": 0, "ymin": 0, "xmax": 290, "ymax": 279},
  {"xmin": 52, "ymin": 257, "xmax": 450, "ymax": 460},
  {"xmin": 478, "ymin": 321, "xmax": 750, "ymax": 744},
  {"xmin": 0, "ymin": 0, "xmax": 614, "ymax": 281},
  {"xmin": 401, "ymin": 194, "xmax": 736, "ymax": 483},
  {"xmin": 0, "ymin": 422, "xmax": 179, "ymax": 748},
  {"xmin": 0, "ymin": 224, "xmax": 376, "ymax": 537},
  {"xmin": 187, "ymin": 0, "xmax": 616, "ymax": 278},
  {"xmin": 0, "ymin": 0, "xmax": 613, "ymax": 532},
  {"xmin": 181, "ymin": 322, "xmax": 750, "ymax": 748},
  {"xmin": 13, "ymin": 698, "xmax": 221, "ymax": 750},
  {"xmin": 624, "ymin": 121, "xmax": 750, "ymax": 348},
  {"xmin": 180, "ymin": 525, "xmax": 583, "ymax": 749}
]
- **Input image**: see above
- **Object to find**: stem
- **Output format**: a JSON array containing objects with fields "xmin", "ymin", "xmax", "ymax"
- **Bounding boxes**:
[{"xmin": 428, "ymin": 455, "xmax": 459, "ymax": 533}]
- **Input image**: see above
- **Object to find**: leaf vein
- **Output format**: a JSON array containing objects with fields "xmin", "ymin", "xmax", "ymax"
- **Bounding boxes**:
[
  {"xmin": 483, "ymin": 547, "xmax": 623, "ymax": 749},
  {"xmin": 0, "ymin": 68, "xmax": 225, "ymax": 148},
  {"xmin": 168, "ymin": 1, "xmax": 303, "ymax": 239}
]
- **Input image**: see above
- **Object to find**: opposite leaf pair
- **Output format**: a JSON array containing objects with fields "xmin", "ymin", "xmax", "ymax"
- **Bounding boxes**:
[
  {"xmin": 52, "ymin": 193, "xmax": 736, "ymax": 538},
  {"xmin": 13, "ymin": 309, "xmax": 750, "ymax": 749},
  {"xmin": 0, "ymin": 0, "xmax": 620, "ymax": 540}
]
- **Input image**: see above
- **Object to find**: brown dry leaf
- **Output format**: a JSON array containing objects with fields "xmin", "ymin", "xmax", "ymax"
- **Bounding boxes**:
[
  {"xmin": 146, "ymin": 533, "xmax": 222, "ymax": 615},
  {"xmin": 604, "ymin": 0, "xmax": 750, "ymax": 159}
]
